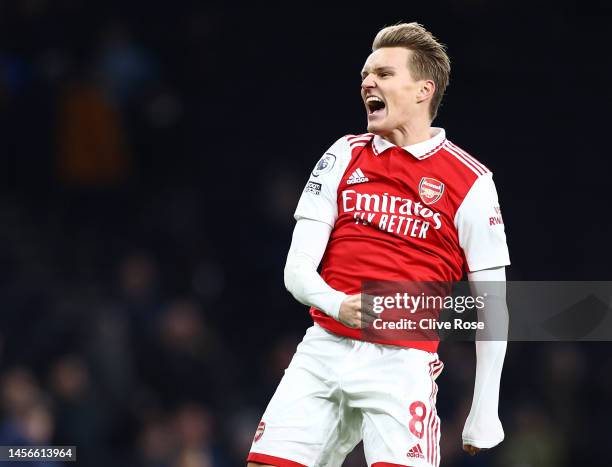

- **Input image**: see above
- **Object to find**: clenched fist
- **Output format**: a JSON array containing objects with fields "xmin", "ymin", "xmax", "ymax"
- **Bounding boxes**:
[{"xmin": 338, "ymin": 294, "xmax": 378, "ymax": 328}]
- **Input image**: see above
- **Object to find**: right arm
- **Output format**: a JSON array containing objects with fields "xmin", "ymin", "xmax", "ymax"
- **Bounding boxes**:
[
  {"xmin": 286, "ymin": 137, "xmax": 371, "ymax": 328},
  {"xmin": 283, "ymin": 218, "xmax": 345, "ymax": 319},
  {"xmin": 284, "ymin": 218, "xmax": 370, "ymax": 328}
]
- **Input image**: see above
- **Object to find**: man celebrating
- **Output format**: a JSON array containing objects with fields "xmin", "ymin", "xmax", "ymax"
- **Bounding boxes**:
[{"xmin": 248, "ymin": 22, "xmax": 510, "ymax": 467}]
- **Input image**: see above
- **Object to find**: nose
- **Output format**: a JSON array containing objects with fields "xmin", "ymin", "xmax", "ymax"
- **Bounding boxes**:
[{"xmin": 361, "ymin": 73, "xmax": 376, "ymax": 90}]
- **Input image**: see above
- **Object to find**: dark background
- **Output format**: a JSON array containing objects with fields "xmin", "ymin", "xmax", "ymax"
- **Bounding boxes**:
[{"xmin": 0, "ymin": 1, "xmax": 611, "ymax": 466}]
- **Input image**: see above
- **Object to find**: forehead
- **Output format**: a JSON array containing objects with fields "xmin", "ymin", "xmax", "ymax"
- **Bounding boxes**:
[{"xmin": 362, "ymin": 47, "xmax": 412, "ymax": 71}]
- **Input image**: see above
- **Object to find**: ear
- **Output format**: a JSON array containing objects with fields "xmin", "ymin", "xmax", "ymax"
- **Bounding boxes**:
[{"xmin": 416, "ymin": 79, "xmax": 436, "ymax": 104}]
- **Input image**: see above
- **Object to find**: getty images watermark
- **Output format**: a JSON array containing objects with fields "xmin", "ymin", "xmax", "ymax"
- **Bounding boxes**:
[
  {"xmin": 370, "ymin": 291, "xmax": 487, "ymax": 331},
  {"xmin": 358, "ymin": 281, "xmax": 612, "ymax": 342}
]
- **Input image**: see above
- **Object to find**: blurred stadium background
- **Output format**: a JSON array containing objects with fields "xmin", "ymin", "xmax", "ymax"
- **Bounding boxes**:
[{"xmin": 0, "ymin": 1, "xmax": 611, "ymax": 466}]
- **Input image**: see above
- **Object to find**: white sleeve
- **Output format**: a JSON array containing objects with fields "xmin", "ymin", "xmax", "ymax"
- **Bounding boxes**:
[
  {"xmin": 284, "ymin": 218, "xmax": 347, "ymax": 320},
  {"xmin": 294, "ymin": 136, "xmax": 352, "ymax": 227},
  {"xmin": 454, "ymin": 173, "xmax": 510, "ymax": 272},
  {"xmin": 462, "ymin": 267, "xmax": 508, "ymax": 449}
]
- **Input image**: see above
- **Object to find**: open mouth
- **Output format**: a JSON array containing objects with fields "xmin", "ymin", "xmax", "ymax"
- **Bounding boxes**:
[{"xmin": 366, "ymin": 95, "xmax": 386, "ymax": 117}]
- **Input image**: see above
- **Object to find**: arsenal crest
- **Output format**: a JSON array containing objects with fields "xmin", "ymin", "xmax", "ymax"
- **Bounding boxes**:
[
  {"xmin": 254, "ymin": 421, "xmax": 266, "ymax": 442},
  {"xmin": 418, "ymin": 177, "xmax": 445, "ymax": 205}
]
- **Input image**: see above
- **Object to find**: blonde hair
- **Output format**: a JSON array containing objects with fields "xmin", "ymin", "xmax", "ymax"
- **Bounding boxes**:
[{"xmin": 372, "ymin": 22, "xmax": 450, "ymax": 121}]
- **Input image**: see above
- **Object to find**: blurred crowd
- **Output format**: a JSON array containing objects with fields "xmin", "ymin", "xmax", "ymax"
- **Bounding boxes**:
[{"xmin": 1, "ymin": 1, "xmax": 611, "ymax": 466}]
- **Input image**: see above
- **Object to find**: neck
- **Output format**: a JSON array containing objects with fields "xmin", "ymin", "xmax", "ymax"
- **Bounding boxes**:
[{"xmin": 383, "ymin": 118, "xmax": 432, "ymax": 147}]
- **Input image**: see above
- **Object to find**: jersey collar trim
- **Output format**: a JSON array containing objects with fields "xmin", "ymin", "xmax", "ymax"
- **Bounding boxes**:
[{"xmin": 372, "ymin": 127, "xmax": 446, "ymax": 160}]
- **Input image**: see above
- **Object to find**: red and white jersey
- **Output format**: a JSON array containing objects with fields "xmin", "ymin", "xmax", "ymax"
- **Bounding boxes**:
[{"xmin": 294, "ymin": 128, "xmax": 510, "ymax": 351}]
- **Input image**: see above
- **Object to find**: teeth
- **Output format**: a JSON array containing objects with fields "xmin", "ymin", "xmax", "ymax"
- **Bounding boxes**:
[{"xmin": 366, "ymin": 96, "xmax": 383, "ymax": 103}]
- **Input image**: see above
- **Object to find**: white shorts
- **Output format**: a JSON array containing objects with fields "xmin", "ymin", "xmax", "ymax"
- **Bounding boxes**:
[{"xmin": 248, "ymin": 324, "xmax": 444, "ymax": 467}]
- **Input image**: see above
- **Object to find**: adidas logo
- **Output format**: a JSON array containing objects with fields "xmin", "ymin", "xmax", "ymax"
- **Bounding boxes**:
[
  {"xmin": 347, "ymin": 168, "xmax": 369, "ymax": 185},
  {"xmin": 406, "ymin": 444, "xmax": 424, "ymax": 459}
]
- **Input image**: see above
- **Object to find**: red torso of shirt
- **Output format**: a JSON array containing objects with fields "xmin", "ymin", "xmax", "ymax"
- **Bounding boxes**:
[{"xmin": 310, "ymin": 134, "xmax": 484, "ymax": 351}]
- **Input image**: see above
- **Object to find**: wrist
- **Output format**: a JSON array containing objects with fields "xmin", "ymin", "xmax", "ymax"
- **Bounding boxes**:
[
  {"xmin": 462, "ymin": 412, "xmax": 504, "ymax": 448},
  {"xmin": 327, "ymin": 291, "xmax": 348, "ymax": 320}
]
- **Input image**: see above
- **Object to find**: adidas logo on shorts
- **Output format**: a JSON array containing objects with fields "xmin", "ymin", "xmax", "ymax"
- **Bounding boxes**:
[
  {"xmin": 347, "ymin": 168, "xmax": 369, "ymax": 185},
  {"xmin": 406, "ymin": 443, "xmax": 425, "ymax": 459}
]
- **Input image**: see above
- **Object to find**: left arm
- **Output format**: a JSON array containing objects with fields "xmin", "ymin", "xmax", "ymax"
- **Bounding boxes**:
[
  {"xmin": 463, "ymin": 266, "xmax": 508, "ymax": 454},
  {"xmin": 454, "ymin": 172, "xmax": 510, "ymax": 454}
]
